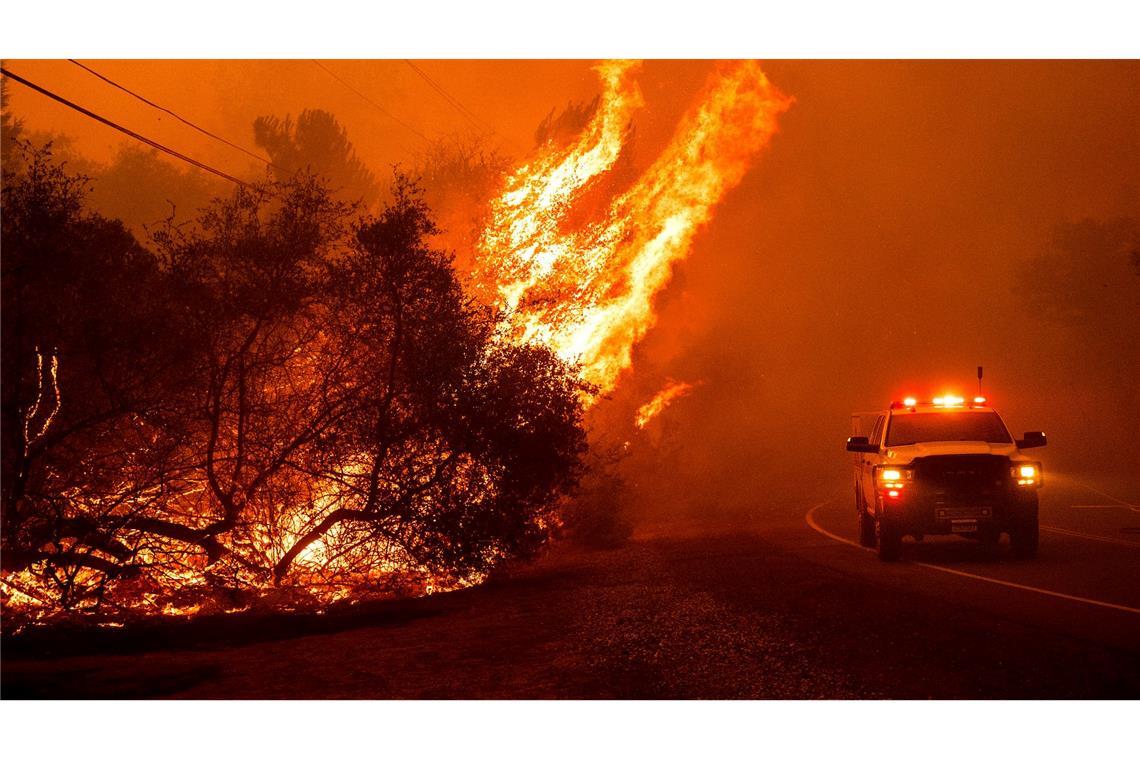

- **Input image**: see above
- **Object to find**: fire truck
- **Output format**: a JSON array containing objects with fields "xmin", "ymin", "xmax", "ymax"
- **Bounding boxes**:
[{"xmin": 846, "ymin": 394, "xmax": 1046, "ymax": 561}]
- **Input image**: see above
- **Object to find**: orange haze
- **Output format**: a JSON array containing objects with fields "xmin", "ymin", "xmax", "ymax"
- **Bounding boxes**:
[{"xmin": 5, "ymin": 60, "xmax": 1138, "ymax": 519}]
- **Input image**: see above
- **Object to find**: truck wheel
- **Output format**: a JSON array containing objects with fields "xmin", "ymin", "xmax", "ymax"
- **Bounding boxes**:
[
  {"xmin": 1009, "ymin": 497, "xmax": 1039, "ymax": 559},
  {"xmin": 877, "ymin": 519, "xmax": 902, "ymax": 562},
  {"xmin": 857, "ymin": 494, "xmax": 875, "ymax": 546},
  {"xmin": 1010, "ymin": 518, "xmax": 1039, "ymax": 559},
  {"xmin": 858, "ymin": 509, "xmax": 877, "ymax": 548}
]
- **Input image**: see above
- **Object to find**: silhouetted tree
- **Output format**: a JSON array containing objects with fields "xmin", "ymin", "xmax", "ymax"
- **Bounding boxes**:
[
  {"xmin": 271, "ymin": 176, "xmax": 587, "ymax": 583},
  {"xmin": 88, "ymin": 145, "xmax": 224, "ymax": 233},
  {"xmin": 1017, "ymin": 217, "xmax": 1140, "ymax": 471},
  {"xmin": 1, "ymin": 74, "xmax": 24, "ymax": 174},
  {"xmin": 1019, "ymin": 217, "xmax": 1139, "ymax": 387},
  {"xmin": 10, "ymin": 129, "xmax": 231, "ymax": 235},
  {"xmin": 253, "ymin": 109, "xmax": 379, "ymax": 205},
  {"xmin": 1, "ymin": 144, "xmax": 198, "ymax": 607},
  {"xmin": 561, "ymin": 439, "xmax": 633, "ymax": 548},
  {"xmin": 414, "ymin": 135, "xmax": 509, "ymax": 263},
  {"xmin": 1021, "ymin": 217, "xmax": 1139, "ymax": 331},
  {"xmin": 147, "ymin": 172, "xmax": 357, "ymax": 588}
]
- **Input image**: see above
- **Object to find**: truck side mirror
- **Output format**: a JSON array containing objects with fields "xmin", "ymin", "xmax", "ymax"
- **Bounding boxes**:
[
  {"xmin": 1017, "ymin": 431, "xmax": 1047, "ymax": 449},
  {"xmin": 846, "ymin": 436, "xmax": 879, "ymax": 453}
]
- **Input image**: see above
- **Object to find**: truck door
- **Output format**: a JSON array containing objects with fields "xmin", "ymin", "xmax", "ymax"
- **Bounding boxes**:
[{"xmin": 862, "ymin": 414, "xmax": 885, "ymax": 514}]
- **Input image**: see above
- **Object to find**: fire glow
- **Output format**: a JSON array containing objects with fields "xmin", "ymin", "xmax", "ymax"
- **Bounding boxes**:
[
  {"xmin": 635, "ymin": 380, "xmax": 699, "ymax": 429},
  {"xmin": 475, "ymin": 60, "xmax": 792, "ymax": 398},
  {"xmin": 2, "ymin": 61, "xmax": 794, "ymax": 628}
]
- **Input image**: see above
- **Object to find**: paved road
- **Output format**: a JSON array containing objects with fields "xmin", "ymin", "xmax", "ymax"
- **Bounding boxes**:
[
  {"xmin": 803, "ymin": 474, "xmax": 1140, "ymax": 651},
  {"xmin": 4, "ymin": 475, "xmax": 1138, "ymax": 698}
]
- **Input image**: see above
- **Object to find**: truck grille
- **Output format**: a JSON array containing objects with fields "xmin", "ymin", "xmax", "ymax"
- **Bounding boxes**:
[{"xmin": 913, "ymin": 454, "xmax": 1008, "ymax": 505}]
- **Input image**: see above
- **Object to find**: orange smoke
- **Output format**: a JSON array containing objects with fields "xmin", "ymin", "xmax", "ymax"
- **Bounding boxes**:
[{"xmin": 475, "ymin": 60, "xmax": 792, "ymax": 396}]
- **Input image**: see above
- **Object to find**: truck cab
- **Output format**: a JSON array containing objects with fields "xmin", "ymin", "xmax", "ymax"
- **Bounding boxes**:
[{"xmin": 846, "ymin": 395, "xmax": 1046, "ymax": 561}]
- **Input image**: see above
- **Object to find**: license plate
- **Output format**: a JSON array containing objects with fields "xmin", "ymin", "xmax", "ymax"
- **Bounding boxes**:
[
  {"xmin": 951, "ymin": 519, "xmax": 978, "ymax": 533},
  {"xmin": 937, "ymin": 507, "xmax": 992, "ymax": 519}
]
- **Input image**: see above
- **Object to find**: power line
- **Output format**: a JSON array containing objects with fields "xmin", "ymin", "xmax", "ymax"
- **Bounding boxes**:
[
  {"xmin": 402, "ymin": 60, "xmax": 494, "ymax": 135},
  {"xmin": 1, "ymin": 67, "xmax": 250, "ymax": 187},
  {"xmin": 69, "ymin": 59, "xmax": 276, "ymax": 169},
  {"xmin": 310, "ymin": 60, "xmax": 430, "ymax": 144}
]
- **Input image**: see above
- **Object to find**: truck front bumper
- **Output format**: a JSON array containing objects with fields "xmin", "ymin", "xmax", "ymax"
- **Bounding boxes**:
[{"xmin": 878, "ymin": 491, "xmax": 1037, "ymax": 536}]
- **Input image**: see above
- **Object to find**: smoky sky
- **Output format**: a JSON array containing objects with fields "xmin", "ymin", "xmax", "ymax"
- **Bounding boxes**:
[{"xmin": 7, "ymin": 60, "xmax": 1139, "ymax": 518}]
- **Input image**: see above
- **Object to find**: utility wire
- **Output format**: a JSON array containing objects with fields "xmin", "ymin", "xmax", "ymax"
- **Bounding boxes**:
[
  {"xmin": 310, "ymin": 60, "xmax": 430, "ymax": 144},
  {"xmin": 68, "ymin": 59, "xmax": 276, "ymax": 169},
  {"xmin": 1, "ymin": 67, "xmax": 250, "ymax": 187},
  {"xmin": 402, "ymin": 59, "xmax": 494, "ymax": 135}
]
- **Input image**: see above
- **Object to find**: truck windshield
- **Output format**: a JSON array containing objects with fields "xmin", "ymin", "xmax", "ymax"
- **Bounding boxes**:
[{"xmin": 885, "ymin": 411, "xmax": 1012, "ymax": 446}]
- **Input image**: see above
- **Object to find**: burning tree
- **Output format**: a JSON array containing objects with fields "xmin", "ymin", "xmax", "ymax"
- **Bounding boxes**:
[
  {"xmin": 261, "ymin": 175, "xmax": 588, "ymax": 586},
  {"xmin": 1, "ymin": 147, "xmax": 587, "ymax": 624},
  {"xmin": 3, "ymin": 59, "xmax": 792, "ymax": 625}
]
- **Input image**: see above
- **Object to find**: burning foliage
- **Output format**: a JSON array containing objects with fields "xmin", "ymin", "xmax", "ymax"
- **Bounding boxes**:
[{"xmin": 1, "ymin": 145, "xmax": 586, "ymax": 628}]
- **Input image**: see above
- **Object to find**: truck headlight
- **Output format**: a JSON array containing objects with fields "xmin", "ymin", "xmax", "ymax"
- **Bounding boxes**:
[
  {"xmin": 875, "ymin": 466, "xmax": 914, "ymax": 486},
  {"xmin": 1011, "ymin": 463, "xmax": 1041, "ymax": 486}
]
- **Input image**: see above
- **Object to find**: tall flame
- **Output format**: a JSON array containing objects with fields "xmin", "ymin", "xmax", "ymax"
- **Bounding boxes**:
[{"xmin": 476, "ymin": 61, "xmax": 791, "ymax": 396}]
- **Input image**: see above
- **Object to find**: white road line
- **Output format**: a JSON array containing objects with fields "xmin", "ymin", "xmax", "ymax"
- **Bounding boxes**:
[
  {"xmin": 1041, "ymin": 524, "xmax": 1140, "ymax": 549},
  {"xmin": 805, "ymin": 500, "xmax": 1140, "ymax": 616},
  {"xmin": 805, "ymin": 498, "xmax": 865, "ymax": 549},
  {"xmin": 1070, "ymin": 504, "xmax": 1140, "ymax": 513},
  {"xmin": 1069, "ymin": 480, "xmax": 1139, "ymax": 508}
]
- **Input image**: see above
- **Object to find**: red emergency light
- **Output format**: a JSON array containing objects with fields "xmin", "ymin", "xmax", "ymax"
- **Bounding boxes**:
[{"xmin": 890, "ymin": 394, "xmax": 989, "ymax": 409}]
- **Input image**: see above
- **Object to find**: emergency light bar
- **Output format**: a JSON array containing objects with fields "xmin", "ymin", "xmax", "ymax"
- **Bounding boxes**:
[{"xmin": 889, "ymin": 395, "xmax": 988, "ymax": 410}]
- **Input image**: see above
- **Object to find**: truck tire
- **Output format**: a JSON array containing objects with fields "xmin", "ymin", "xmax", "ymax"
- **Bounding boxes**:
[
  {"xmin": 858, "ymin": 507, "xmax": 877, "ymax": 548},
  {"xmin": 1009, "ymin": 497, "xmax": 1039, "ymax": 559},
  {"xmin": 1009, "ymin": 517, "xmax": 1039, "ymax": 559},
  {"xmin": 877, "ymin": 519, "xmax": 902, "ymax": 562}
]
